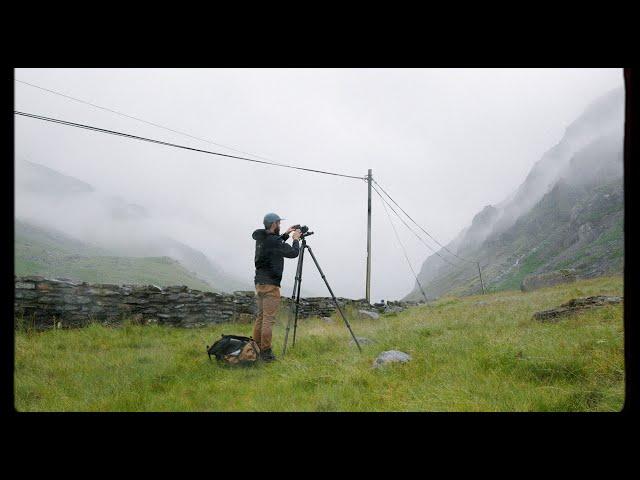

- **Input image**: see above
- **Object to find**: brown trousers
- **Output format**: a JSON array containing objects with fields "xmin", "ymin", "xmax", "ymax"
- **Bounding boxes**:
[{"xmin": 253, "ymin": 284, "xmax": 281, "ymax": 351}]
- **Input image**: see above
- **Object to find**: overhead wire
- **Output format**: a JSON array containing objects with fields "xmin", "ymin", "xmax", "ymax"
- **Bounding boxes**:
[
  {"xmin": 14, "ymin": 77, "xmax": 487, "ymax": 295},
  {"xmin": 372, "ymin": 178, "xmax": 477, "ymax": 264},
  {"xmin": 14, "ymin": 110, "xmax": 365, "ymax": 180},
  {"xmin": 370, "ymin": 183, "xmax": 459, "ymax": 267},
  {"xmin": 376, "ymin": 190, "xmax": 429, "ymax": 302},
  {"xmin": 15, "ymin": 78, "xmax": 314, "ymax": 169}
]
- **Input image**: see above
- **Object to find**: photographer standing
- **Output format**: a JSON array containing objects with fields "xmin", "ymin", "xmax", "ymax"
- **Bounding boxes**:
[{"xmin": 251, "ymin": 213, "xmax": 301, "ymax": 362}]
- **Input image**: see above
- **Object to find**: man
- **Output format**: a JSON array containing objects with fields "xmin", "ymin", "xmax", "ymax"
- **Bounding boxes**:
[{"xmin": 252, "ymin": 212, "xmax": 301, "ymax": 362}]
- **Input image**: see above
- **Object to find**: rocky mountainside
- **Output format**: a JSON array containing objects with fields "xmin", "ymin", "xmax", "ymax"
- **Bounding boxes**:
[
  {"xmin": 404, "ymin": 86, "xmax": 624, "ymax": 301},
  {"xmin": 15, "ymin": 159, "xmax": 252, "ymax": 292}
]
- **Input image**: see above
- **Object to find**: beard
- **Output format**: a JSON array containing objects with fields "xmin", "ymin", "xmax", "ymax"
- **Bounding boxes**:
[{"xmin": 274, "ymin": 226, "xmax": 280, "ymax": 235}]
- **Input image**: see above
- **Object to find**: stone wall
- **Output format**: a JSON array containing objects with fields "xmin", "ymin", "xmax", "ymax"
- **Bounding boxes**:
[
  {"xmin": 14, "ymin": 276, "xmax": 419, "ymax": 330},
  {"xmin": 281, "ymin": 296, "xmax": 370, "ymax": 318}
]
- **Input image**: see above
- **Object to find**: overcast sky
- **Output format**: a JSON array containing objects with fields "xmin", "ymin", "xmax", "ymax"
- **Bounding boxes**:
[{"xmin": 14, "ymin": 68, "xmax": 624, "ymax": 300}]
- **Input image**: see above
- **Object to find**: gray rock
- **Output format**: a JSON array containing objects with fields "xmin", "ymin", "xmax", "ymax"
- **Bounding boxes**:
[
  {"xmin": 123, "ymin": 297, "xmax": 148, "ymax": 305},
  {"xmin": 373, "ymin": 350, "xmax": 412, "ymax": 368},
  {"xmin": 321, "ymin": 316, "xmax": 335, "ymax": 324},
  {"xmin": 15, "ymin": 282, "xmax": 35, "ymax": 290},
  {"xmin": 233, "ymin": 290, "xmax": 255, "ymax": 297},
  {"xmin": 37, "ymin": 296, "xmax": 62, "ymax": 304},
  {"xmin": 578, "ymin": 223, "xmax": 596, "ymax": 243},
  {"xmin": 20, "ymin": 275, "xmax": 45, "ymax": 282},
  {"xmin": 87, "ymin": 288, "xmax": 120, "ymax": 296},
  {"xmin": 14, "ymin": 290, "xmax": 39, "ymax": 299},
  {"xmin": 533, "ymin": 295, "xmax": 623, "ymax": 322},
  {"xmin": 358, "ymin": 309, "xmax": 380, "ymax": 320}
]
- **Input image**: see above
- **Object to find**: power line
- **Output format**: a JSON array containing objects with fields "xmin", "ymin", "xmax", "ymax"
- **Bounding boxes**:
[
  {"xmin": 14, "ymin": 111, "xmax": 365, "ymax": 180},
  {"xmin": 376, "ymin": 191, "xmax": 429, "ymax": 302},
  {"xmin": 372, "ymin": 179, "xmax": 476, "ymax": 263},
  {"xmin": 373, "ymin": 182, "xmax": 487, "ymax": 296},
  {"xmin": 374, "ymin": 178, "xmax": 473, "ymax": 262},
  {"xmin": 15, "ymin": 79, "xmax": 482, "ymax": 293},
  {"xmin": 370, "ymin": 183, "xmax": 459, "ymax": 267},
  {"xmin": 15, "ymin": 78, "xmax": 298, "ymax": 168}
]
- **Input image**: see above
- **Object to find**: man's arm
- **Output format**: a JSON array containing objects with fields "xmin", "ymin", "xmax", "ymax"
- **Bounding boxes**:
[
  {"xmin": 280, "ymin": 226, "xmax": 296, "ymax": 241},
  {"xmin": 280, "ymin": 237, "xmax": 300, "ymax": 258}
]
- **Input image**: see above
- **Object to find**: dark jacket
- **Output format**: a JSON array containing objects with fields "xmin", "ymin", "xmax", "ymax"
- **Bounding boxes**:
[{"xmin": 252, "ymin": 229, "xmax": 300, "ymax": 287}]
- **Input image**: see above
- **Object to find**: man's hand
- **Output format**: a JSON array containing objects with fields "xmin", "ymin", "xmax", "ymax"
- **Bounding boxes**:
[
  {"xmin": 291, "ymin": 230, "xmax": 302, "ymax": 241},
  {"xmin": 285, "ymin": 226, "xmax": 295, "ymax": 234}
]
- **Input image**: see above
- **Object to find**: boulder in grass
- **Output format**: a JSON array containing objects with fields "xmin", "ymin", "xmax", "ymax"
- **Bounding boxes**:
[
  {"xmin": 321, "ymin": 317, "xmax": 335, "ymax": 324},
  {"xmin": 373, "ymin": 350, "xmax": 412, "ymax": 369},
  {"xmin": 533, "ymin": 295, "xmax": 623, "ymax": 322},
  {"xmin": 358, "ymin": 310, "xmax": 380, "ymax": 320}
]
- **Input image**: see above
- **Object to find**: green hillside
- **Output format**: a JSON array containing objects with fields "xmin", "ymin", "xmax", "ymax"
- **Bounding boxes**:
[
  {"xmin": 488, "ymin": 177, "xmax": 624, "ymax": 292},
  {"xmin": 15, "ymin": 275, "xmax": 623, "ymax": 412},
  {"xmin": 406, "ymin": 87, "xmax": 624, "ymax": 301},
  {"xmin": 15, "ymin": 159, "xmax": 250, "ymax": 293},
  {"xmin": 15, "ymin": 220, "xmax": 216, "ymax": 291}
]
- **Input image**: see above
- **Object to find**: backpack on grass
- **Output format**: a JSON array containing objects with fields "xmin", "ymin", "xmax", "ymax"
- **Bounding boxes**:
[{"xmin": 207, "ymin": 334, "xmax": 261, "ymax": 366}]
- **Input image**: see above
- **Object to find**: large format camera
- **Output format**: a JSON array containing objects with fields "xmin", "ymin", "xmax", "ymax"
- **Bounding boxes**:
[{"xmin": 291, "ymin": 224, "xmax": 309, "ymax": 234}]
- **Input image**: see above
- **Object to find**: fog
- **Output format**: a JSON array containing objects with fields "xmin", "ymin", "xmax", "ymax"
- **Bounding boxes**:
[{"xmin": 14, "ymin": 68, "xmax": 623, "ymax": 300}]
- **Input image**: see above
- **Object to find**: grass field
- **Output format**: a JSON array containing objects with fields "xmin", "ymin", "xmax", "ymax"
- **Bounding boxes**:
[{"xmin": 14, "ymin": 276, "xmax": 624, "ymax": 412}]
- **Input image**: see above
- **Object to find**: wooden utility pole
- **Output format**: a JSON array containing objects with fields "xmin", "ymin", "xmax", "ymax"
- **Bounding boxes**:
[
  {"xmin": 477, "ymin": 261, "xmax": 485, "ymax": 294},
  {"xmin": 366, "ymin": 169, "xmax": 372, "ymax": 303}
]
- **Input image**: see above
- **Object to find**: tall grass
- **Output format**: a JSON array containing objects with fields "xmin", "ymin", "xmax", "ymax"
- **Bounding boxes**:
[{"xmin": 14, "ymin": 275, "xmax": 624, "ymax": 412}]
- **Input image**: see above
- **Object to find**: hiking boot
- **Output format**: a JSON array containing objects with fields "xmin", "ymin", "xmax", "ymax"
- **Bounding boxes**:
[{"xmin": 260, "ymin": 348, "xmax": 276, "ymax": 362}]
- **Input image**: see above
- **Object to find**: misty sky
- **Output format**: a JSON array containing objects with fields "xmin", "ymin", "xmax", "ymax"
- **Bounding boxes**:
[{"xmin": 14, "ymin": 68, "xmax": 624, "ymax": 300}]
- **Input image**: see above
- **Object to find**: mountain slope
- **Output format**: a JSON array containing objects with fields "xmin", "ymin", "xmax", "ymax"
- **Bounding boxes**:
[
  {"xmin": 107, "ymin": 236, "xmax": 251, "ymax": 293},
  {"xmin": 405, "ymin": 86, "xmax": 624, "ymax": 301},
  {"xmin": 15, "ymin": 220, "xmax": 217, "ymax": 291},
  {"xmin": 15, "ymin": 159, "xmax": 251, "ymax": 292}
]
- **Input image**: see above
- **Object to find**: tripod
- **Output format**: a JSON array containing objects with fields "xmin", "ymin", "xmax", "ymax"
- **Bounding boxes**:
[{"xmin": 282, "ymin": 232, "xmax": 362, "ymax": 355}]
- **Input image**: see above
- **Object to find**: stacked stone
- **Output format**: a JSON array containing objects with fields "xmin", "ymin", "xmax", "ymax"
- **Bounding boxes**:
[
  {"xmin": 144, "ymin": 285, "xmax": 235, "ymax": 328},
  {"xmin": 14, "ymin": 276, "xmax": 238, "ymax": 329},
  {"xmin": 14, "ymin": 276, "xmax": 418, "ymax": 330},
  {"xmin": 21, "ymin": 277, "xmax": 102, "ymax": 327},
  {"xmin": 232, "ymin": 291, "xmax": 257, "ymax": 317},
  {"xmin": 281, "ymin": 297, "xmax": 373, "ymax": 318}
]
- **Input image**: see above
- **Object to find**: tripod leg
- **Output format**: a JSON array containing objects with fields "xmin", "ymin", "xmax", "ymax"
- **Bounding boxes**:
[
  {"xmin": 282, "ymin": 245, "xmax": 304, "ymax": 356},
  {"xmin": 292, "ymin": 245, "xmax": 305, "ymax": 347},
  {"xmin": 305, "ymin": 246, "xmax": 362, "ymax": 353}
]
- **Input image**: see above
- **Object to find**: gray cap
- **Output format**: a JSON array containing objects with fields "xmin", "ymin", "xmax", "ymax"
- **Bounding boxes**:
[{"xmin": 263, "ymin": 212, "xmax": 285, "ymax": 227}]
